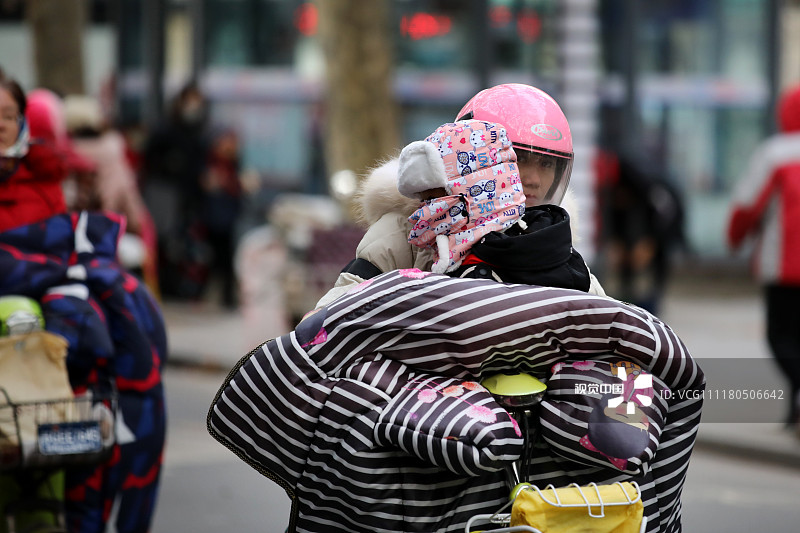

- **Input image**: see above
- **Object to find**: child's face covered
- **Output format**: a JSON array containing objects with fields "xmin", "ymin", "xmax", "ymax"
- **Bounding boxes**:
[
  {"xmin": 409, "ymin": 194, "xmax": 470, "ymax": 247},
  {"xmin": 402, "ymin": 120, "xmax": 528, "ymax": 273}
]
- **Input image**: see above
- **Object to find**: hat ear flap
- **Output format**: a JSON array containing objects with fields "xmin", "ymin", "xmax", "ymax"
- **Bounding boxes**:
[
  {"xmin": 397, "ymin": 140, "xmax": 448, "ymax": 199},
  {"xmin": 431, "ymin": 234, "xmax": 451, "ymax": 274}
]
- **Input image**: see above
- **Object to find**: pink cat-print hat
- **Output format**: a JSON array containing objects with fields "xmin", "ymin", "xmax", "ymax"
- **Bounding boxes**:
[{"xmin": 398, "ymin": 120, "xmax": 527, "ymax": 274}]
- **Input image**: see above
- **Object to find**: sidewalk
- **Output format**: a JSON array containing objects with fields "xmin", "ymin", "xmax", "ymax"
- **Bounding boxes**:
[
  {"xmin": 658, "ymin": 269, "xmax": 800, "ymax": 469},
  {"xmin": 162, "ymin": 270, "xmax": 800, "ymax": 469}
]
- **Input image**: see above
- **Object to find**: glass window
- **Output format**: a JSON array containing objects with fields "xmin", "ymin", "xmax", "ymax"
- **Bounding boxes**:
[
  {"xmin": 204, "ymin": 0, "xmax": 297, "ymax": 67},
  {"xmin": 634, "ymin": 0, "xmax": 767, "ymax": 79},
  {"xmin": 716, "ymin": 106, "xmax": 766, "ymax": 190},
  {"xmin": 211, "ymin": 100, "xmax": 306, "ymax": 184},
  {"xmin": 489, "ymin": 0, "xmax": 559, "ymax": 75},
  {"xmin": 602, "ymin": 0, "xmax": 767, "ymax": 80},
  {"xmin": 392, "ymin": 0, "xmax": 560, "ymax": 77},
  {"xmin": 718, "ymin": 0, "xmax": 767, "ymax": 81},
  {"xmin": 642, "ymin": 1, "xmax": 717, "ymax": 75},
  {"xmin": 252, "ymin": 0, "xmax": 297, "ymax": 66},
  {"xmin": 402, "ymin": 104, "xmax": 460, "ymax": 142},
  {"xmin": 393, "ymin": 0, "xmax": 473, "ymax": 70},
  {"xmin": 599, "ymin": 0, "xmax": 772, "ymax": 258},
  {"xmin": 664, "ymin": 105, "xmax": 717, "ymax": 192},
  {"xmin": 205, "ymin": 0, "xmax": 253, "ymax": 66}
]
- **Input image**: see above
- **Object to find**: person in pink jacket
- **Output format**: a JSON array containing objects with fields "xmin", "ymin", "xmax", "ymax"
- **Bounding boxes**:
[
  {"xmin": 727, "ymin": 82, "xmax": 800, "ymax": 428},
  {"xmin": 64, "ymin": 95, "xmax": 160, "ymax": 294}
]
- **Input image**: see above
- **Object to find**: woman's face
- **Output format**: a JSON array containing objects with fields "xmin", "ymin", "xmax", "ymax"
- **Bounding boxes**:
[
  {"xmin": 516, "ymin": 150, "xmax": 558, "ymax": 207},
  {"xmin": 0, "ymin": 87, "xmax": 21, "ymax": 151}
]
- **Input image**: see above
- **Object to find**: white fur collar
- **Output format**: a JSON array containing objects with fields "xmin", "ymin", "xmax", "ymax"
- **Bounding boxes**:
[{"xmin": 354, "ymin": 157, "xmax": 420, "ymax": 226}]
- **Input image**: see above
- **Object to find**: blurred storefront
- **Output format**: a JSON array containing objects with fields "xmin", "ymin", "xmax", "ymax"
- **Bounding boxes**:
[
  {"xmin": 1, "ymin": 0, "xmax": 796, "ymax": 263},
  {"xmin": 600, "ymin": 0, "xmax": 780, "ymax": 260}
]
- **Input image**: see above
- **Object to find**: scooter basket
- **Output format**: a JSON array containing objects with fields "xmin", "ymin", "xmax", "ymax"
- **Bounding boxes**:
[{"xmin": 0, "ymin": 388, "xmax": 116, "ymax": 471}]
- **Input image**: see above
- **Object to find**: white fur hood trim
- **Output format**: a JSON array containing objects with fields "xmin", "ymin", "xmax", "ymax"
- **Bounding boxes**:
[{"xmin": 354, "ymin": 157, "xmax": 421, "ymax": 226}]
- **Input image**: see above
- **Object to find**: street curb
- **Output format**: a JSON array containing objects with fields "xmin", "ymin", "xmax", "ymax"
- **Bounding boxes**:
[
  {"xmin": 166, "ymin": 354, "xmax": 233, "ymax": 374},
  {"xmin": 694, "ymin": 433, "xmax": 800, "ymax": 470}
]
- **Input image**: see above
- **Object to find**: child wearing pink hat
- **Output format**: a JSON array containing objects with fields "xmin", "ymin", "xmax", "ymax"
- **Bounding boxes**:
[
  {"xmin": 397, "ymin": 120, "xmax": 525, "ymax": 274},
  {"xmin": 315, "ymin": 84, "xmax": 604, "ymax": 309}
]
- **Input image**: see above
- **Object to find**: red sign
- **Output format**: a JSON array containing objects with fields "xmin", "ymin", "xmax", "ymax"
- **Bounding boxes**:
[{"xmin": 401, "ymin": 13, "xmax": 453, "ymax": 40}]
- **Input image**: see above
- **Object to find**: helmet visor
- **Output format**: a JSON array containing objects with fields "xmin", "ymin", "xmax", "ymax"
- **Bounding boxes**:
[{"xmin": 514, "ymin": 147, "xmax": 573, "ymax": 207}]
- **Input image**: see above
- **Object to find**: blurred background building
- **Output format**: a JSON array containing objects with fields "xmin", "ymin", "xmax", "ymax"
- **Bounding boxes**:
[{"xmin": 1, "ymin": 0, "xmax": 799, "ymax": 276}]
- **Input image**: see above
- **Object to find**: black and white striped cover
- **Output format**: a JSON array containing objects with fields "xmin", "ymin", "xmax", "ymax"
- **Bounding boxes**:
[{"xmin": 208, "ymin": 269, "xmax": 704, "ymax": 533}]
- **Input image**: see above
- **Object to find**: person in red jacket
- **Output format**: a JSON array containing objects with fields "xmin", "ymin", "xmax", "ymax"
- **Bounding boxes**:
[
  {"xmin": 0, "ymin": 75, "xmax": 69, "ymax": 230},
  {"xmin": 0, "ymin": 72, "xmax": 96, "ymax": 233},
  {"xmin": 727, "ymin": 82, "xmax": 800, "ymax": 429}
]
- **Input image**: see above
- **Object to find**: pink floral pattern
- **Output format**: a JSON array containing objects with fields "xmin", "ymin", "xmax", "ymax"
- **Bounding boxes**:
[
  {"xmin": 443, "ymin": 385, "xmax": 464, "ymax": 397},
  {"xmin": 417, "ymin": 389, "xmax": 438, "ymax": 403},
  {"xmin": 406, "ymin": 378, "xmax": 510, "ymax": 430},
  {"xmin": 406, "ymin": 122, "xmax": 525, "ymax": 273},
  {"xmin": 580, "ymin": 434, "xmax": 628, "ymax": 471},
  {"xmin": 347, "ymin": 279, "xmax": 374, "ymax": 294},
  {"xmin": 466, "ymin": 405, "xmax": 497, "ymax": 424},
  {"xmin": 398, "ymin": 268, "xmax": 432, "ymax": 279},
  {"xmin": 308, "ymin": 328, "xmax": 327, "ymax": 346}
]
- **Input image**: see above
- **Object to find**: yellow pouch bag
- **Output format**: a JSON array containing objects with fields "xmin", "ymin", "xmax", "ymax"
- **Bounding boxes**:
[
  {"xmin": 510, "ymin": 482, "xmax": 643, "ymax": 533},
  {"xmin": 0, "ymin": 331, "xmax": 73, "ymax": 450}
]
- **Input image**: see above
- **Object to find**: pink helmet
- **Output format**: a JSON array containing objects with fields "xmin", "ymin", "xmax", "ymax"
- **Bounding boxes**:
[{"xmin": 456, "ymin": 84, "xmax": 573, "ymax": 205}]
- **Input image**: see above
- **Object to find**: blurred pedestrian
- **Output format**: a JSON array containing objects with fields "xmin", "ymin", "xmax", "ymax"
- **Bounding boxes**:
[
  {"xmin": 727, "ymin": 82, "xmax": 800, "ymax": 429},
  {"xmin": 141, "ymin": 80, "xmax": 211, "ymax": 300},
  {"xmin": 594, "ymin": 150, "xmax": 685, "ymax": 315},
  {"xmin": 0, "ymin": 68, "xmax": 167, "ymax": 533},
  {"xmin": 0, "ymin": 81, "xmax": 70, "ymax": 229},
  {"xmin": 64, "ymin": 94, "xmax": 160, "ymax": 294},
  {"xmin": 201, "ymin": 128, "xmax": 243, "ymax": 308}
]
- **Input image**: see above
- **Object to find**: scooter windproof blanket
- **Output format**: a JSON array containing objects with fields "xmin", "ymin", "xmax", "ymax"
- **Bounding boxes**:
[{"xmin": 209, "ymin": 268, "xmax": 704, "ymax": 533}]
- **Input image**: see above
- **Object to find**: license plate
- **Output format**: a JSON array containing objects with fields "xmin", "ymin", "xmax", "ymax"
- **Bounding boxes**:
[{"xmin": 38, "ymin": 421, "xmax": 103, "ymax": 455}]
